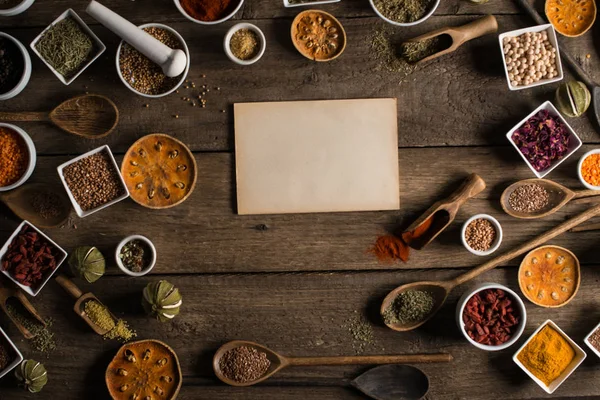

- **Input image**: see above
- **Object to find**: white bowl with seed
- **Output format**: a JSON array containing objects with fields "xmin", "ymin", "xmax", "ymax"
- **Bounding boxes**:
[
  {"xmin": 115, "ymin": 234, "xmax": 156, "ymax": 277},
  {"xmin": 369, "ymin": 0, "xmax": 440, "ymax": 27},
  {"xmin": 224, "ymin": 23, "xmax": 266, "ymax": 65},
  {"xmin": 461, "ymin": 214, "xmax": 503, "ymax": 256},
  {"xmin": 0, "ymin": 32, "xmax": 32, "ymax": 100},
  {"xmin": 0, "ymin": 326, "xmax": 23, "ymax": 379}
]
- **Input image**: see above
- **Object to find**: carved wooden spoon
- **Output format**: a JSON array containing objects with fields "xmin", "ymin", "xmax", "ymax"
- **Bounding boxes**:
[
  {"xmin": 0, "ymin": 94, "xmax": 118, "ymax": 138},
  {"xmin": 0, "ymin": 183, "xmax": 71, "ymax": 228},
  {"xmin": 351, "ymin": 365, "xmax": 429, "ymax": 400}
]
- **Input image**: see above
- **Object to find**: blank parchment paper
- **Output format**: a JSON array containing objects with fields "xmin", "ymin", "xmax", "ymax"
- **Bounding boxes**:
[{"xmin": 234, "ymin": 98, "xmax": 400, "ymax": 215}]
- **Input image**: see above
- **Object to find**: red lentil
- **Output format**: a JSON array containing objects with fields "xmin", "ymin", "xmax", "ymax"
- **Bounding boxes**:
[
  {"xmin": 581, "ymin": 153, "xmax": 600, "ymax": 187},
  {"xmin": 0, "ymin": 127, "xmax": 28, "ymax": 187}
]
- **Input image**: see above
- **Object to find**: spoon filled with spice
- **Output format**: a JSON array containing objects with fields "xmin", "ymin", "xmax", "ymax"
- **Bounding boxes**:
[
  {"xmin": 500, "ymin": 178, "xmax": 600, "ymax": 219},
  {"xmin": 0, "ymin": 279, "xmax": 46, "ymax": 339},
  {"xmin": 0, "ymin": 94, "xmax": 118, "ymax": 138},
  {"xmin": 381, "ymin": 203, "xmax": 600, "ymax": 332},
  {"xmin": 0, "ymin": 183, "xmax": 71, "ymax": 228},
  {"xmin": 213, "ymin": 340, "xmax": 452, "ymax": 387}
]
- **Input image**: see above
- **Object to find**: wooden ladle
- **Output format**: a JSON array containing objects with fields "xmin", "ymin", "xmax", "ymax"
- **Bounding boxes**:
[
  {"xmin": 403, "ymin": 15, "xmax": 498, "ymax": 65},
  {"xmin": 500, "ymin": 179, "xmax": 600, "ymax": 219},
  {"xmin": 402, "ymin": 173, "xmax": 486, "ymax": 250},
  {"xmin": 382, "ymin": 203, "xmax": 600, "ymax": 332},
  {"xmin": 55, "ymin": 274, "xmax": 115, "ymax": 335},
  {"xmin": 0, "ymin": 279, "xmax": 46, "ymax": 339},
  {"xmin": 0, "ymin": 94, "xmax": 119, "ymax": 138},
  {"xmin": 0, "ymin": 183, "xmax": 71, "ymax": 228},
  {"xmin": 213, "ymin": 340, "xmax": 452, "ymax": 387},
  {"xmin": 351, "ymin": 365, "xmax": 429, "ymax": 400}
]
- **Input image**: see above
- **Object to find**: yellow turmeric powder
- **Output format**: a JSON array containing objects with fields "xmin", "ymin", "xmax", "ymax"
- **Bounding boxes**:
[{"xmin": 517, "ymin": 325, "xmax": 575, "ymax": 386}]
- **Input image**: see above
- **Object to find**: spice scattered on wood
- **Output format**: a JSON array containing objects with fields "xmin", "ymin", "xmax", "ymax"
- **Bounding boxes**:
[
  {"xmin": 31, "ymin": 192, "xmax": 63, "ymax": 220},
  {"xmin": 371, "ymin": 235, "xmax": 409, "ymax": 263},
  {"xmin": 220, "ymin": 346, "xmax": 271, "ymax": 383},
  {"xmin": 383, "ymin": 290, "xmax": 434, "ymax": 325},
  {"xmin": 581, "ymin": 153, "xmax": 600, "ymax": 186},
  {"xmin": 463, "ymin": 289, "xmax": 520, "ymax": 346},
  {"xmin": 119, "ymin": 240, "xmax": 152, "ymax": 273},
  {"xmin": 0, "ymin": 37, "xmax": 24, "ymax": 94},
  {"xmin": 0, "ymin": 341, "xmax": 12, "ymax": 371},
  {"xmin": 371, "ymin": 30, "xmax": 415, "ymax": 77},
  {"xmin": 63, "ymin": 150, "xmax": 125, "ymax": 212},
  {"xmin": 0, "ymin": 126, "xmax": 28, "ymax": 187},
  {"xmin": 84, "ymin": 300, "xmax": 136, "ymax": 342},
  {"xmin": 587, "ymin": 326, "xmax": 600, "ymax": 353},
  {"xmin": 464, "ymin": 218, "xmax": 496, "ymax": 252},
  {"xmin": 400, "ymin": 36, "xmax": 450, "ymax": 64},
  {"xmin": 34, "ymin": 17, "xmax": 95, "ymax": 79},
  {"xmin": 230, "ymin": 29, "xmax": 259, "ymax": 60},
  {"xmin": 373, "ymin": 0, "xmax": 435, "ymax": 23},
  {"xmin": 344, "ymin": 314, "xmax": 374, "ymax": 354},
  {"xmin": 6, "ymin": 301, "xmax": 56, "ymax": 353},
  {"xmin": 180, "ymin": 0, "xmax": 239, "ymax": 22},
  {"xmin": 517, "ymin": 325, "xmax": 574, "ymax": 386},
  {"xmin": 508, "ymin": 184, "xmax": 550, "ymax": 213}
]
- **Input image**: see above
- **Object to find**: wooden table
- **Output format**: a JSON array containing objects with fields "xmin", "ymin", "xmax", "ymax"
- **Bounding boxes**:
[{"xmin": 2, "ymin": 0, "xmax": 600, "ymax": 398}]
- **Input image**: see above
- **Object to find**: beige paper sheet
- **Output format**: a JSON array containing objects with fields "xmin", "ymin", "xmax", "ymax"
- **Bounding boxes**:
[{"xmin": 234, "ymin": 98, "xmax": 399, "ymax": 215}]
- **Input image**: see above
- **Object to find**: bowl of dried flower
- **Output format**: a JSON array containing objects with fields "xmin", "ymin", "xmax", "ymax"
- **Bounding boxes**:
[{"xmin": 115, "ymin": 235, "xmax": 156, "ymax": 277}]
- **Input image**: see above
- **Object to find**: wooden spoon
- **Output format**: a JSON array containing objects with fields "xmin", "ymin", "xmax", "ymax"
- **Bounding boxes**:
[
  {"xmin": 382, "ymin": 203, "xmax": 600, "ymax": 332},
  {"xmin": 402, "ymin": 173, "xmax": 486, "ymax": 250},
  {"xmin": 0, "ymin": 278, "xmax": 46, "ymax": 339},
  {"xmin": 500, "ymin": 179, "xmax": 600, "ymax": 219},
  {"xmin": 403, "ymin": 15, "xmax": 498, "ymax": 65},
  {"xmin": 0, "ymin": 94, "xmax": 118, "ymax": 139},
  {"xmin": 351, "ymin": 365, "xmax": 429, "ymax": 400},
  {"xmin": 0, "ymin": 183, "xmax": 71, "ymax": 228},
  {"xmin": 54, "ymin": 274, "xmax": 116, "ymax": 335},
  {"xmin": 213, "ymin": 340, "xmax": 452, "ymax": 387}
]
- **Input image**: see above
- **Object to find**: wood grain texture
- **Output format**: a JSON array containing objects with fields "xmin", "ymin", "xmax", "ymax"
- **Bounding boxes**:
[{"xmin": 1, "ymin": 268, "xmax": 600, "ymax": 399}]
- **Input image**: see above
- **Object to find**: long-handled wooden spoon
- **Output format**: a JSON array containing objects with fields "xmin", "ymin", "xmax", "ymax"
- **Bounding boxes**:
[
  {"xmin": 213, "ymin": 340, "xmax": 452, "ymax": 387},
  {"xmin": 54, "ymin": 274, "xmax": 116, "ymax": 335},
  {"xmin": 402, "ymin": 173, "xmax": 486, "ymax": 250},
  {"xmin": 500, "ymin": 179, "xmax": 600, "ymax": 219},
  {"xmin": 382, "ymin": 203, "xmax": 600, "ymax": 332},
  {"xmin": 0, "ymin": 94, "xmax": 118, "ymax": 139},
  {"xmin": 0, "ymin": 183, "xmax": 71, "ymax": 228},
  {"xmin": 403, "ymin": 15, "xmax": 498, "ymax": 65},
  {"xmin": 0, "ymin": 279, "xmax": 46, "ymax": 339},
  {"xmin": 351, "ymin": 365, "xmax": 429, "ymax": 400}
]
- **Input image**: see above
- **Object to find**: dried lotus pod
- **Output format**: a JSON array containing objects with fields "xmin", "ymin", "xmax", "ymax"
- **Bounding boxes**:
[
  {"xmin": 15, "ymin": 359, "xmax": 48, "ymax": 393},
  {"xmin": 142, "ymin": 280, "xmax": 182, "ymax": 322},
  {"xmin": 68, "ymin": 246, "xmax": 105, "ymax": 283},
  {"xmin": 545, "ymin": 0, "xmax": 596, "ymax": 37},
  {"xmin": 121, "ymin": 134, "xmax": 197, "ymax": 209},
  {"xmin": 106, "ymin": 340, "xmax": 182, "ymax": 400},
  {"xmin": 555, "ymin": 81, "xmax": 591, "ymax": 118}
]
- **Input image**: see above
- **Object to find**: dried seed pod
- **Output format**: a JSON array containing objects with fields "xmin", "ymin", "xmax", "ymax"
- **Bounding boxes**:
[
  {"xmin": 148, "ymin": 189, "xmax": 155, "ymax": 199},
  {"xmin": 306, "ymin": 41, "xmax": 314, "ymax": 48},
  {"xmin": 161, "ymin": 187, "xmax": 171, "ymax": 199},
  {"xmin": 154, "ymin": 386, "xmax": 164, "ymax": 396},
  {"xmin": 125, "ymin": 349, "xmax": 137, "ymax": 362},
  {"xmin": 323, "ymin": 19, "xmax": 331, "ymax": 27},
  {"xmin": 142, "ymin": 280, "xmax": 183, "ymax": 322},
  {"xmin": 120, "ymin": 384, "xmax": 129, "ymax": 392},
  {"xmin": 130, "ymin": 171, "xmax": 139, "ymax": 177},
  {"xmin": 143, "ymin": 349, "xmax": 151, "ymax": 361},
  {"xmin": 131, "ymin": 161, "xmax": 138, "ymax": 166},
  {"xmin": 118, "ymin": 368, "xmax": 128, "ymax": 376},
  {"xmin": 161, "ymin": 376, "xmax": 173, "ymax": 383},
  {"xmin": 168, "ymin": 150, "xmax": 179, "ymax": 159},
  {"xmin": 174, "ymin": 182, "xmax": 185, "ymax": 189},
  {"xmin": 136, "ymin": 183, "xmax": 143, "ymax": 190},
  {"xmin": 15, "ymin": 360, "xmax": 48, "ymax": 393},
  {"xmin": 176, "ymin": 164, "xmax": 187, "ymax": 171},
  {"xmin": 68, "ymin": 246, "xmax": 105, "ymax": 283}
]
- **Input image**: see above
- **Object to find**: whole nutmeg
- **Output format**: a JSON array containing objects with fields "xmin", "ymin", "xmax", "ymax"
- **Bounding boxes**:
[{"xmin": 555, "ymin": 80, "xmax": 591, "ymax": 117}]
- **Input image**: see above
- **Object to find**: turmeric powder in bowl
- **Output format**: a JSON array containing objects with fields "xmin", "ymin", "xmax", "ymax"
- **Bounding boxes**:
[{"xmin": 0, "ymin": 126, "xmax": 28, "ymax": 187}]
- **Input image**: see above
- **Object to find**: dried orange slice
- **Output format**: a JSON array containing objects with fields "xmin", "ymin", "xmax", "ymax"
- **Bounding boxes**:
[{"xmin": 546, "ymin": 0, "xmax": 596, "ymax": 37}]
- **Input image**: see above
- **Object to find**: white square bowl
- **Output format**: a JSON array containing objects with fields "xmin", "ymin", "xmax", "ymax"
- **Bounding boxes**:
[
  {"xmin": 0, "ymin": 221, "xmax": 68, "ymax": 296},
  {"xmin": 498, "ymin": 24, "xmax": 563, "ymax": 91},
  {"xmin": 513, "ymin": 320, "xmax": 586, "ymax": 394},
  {"xmin": 584, "ymin": 320, "xmax": 600, "ymax": 359},
  {"xmin": 0, "ymin": 326, "xmax": 23, "ymax": 379},
  {"xmin": 30, "ymin": 9, "xmax": 106, "ymax": 85},
  {"xmin": 506, "ymin": 101, "xmax": 582, "ymax": 178},
  {"xmin": 57, "ymin": 145, "xmax": 129, "ymax": 218}
]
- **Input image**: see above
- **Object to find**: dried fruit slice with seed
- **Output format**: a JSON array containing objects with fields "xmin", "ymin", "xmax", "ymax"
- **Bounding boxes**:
[{"xmin": 546, "ymin": 0, "xmax": 596, "ymax": 37}]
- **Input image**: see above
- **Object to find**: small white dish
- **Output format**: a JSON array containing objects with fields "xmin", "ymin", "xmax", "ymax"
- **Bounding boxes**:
[
  {"xmin": 30, "ymin": 9, "xmax": 105, "ymax": 85},
  {"xmin": 115, "ymin": 235, "xmax": 156, "ymax": 277},
  {"xmin": 0, "ymin": 326, "xmax": 23, "ymax": 379},
  {"xmin": 577, "ymin": 149, "xmax": 600, "ymax": 191},
  {"xmin": 116, "ymin": 23, "xmax": 189, "ymax": 98},
  {"xmin": 506, "ymin": 101, "xmax": 582, "ymax": 179},
  {"xmin": 0, "ymin": 0, "xmax": 34, "ymax": 16},
  {"xmin": 498, "ymin": 24, "xmax": 563, "ymax": 91},
  {"xmin": 0, "ymin": 123, "xmax": 36, "ymax": 192},
  {"xmin": 456, "ymin": 283, "xmax": 526, "ymax": 351},
  {"xmin": 369, "ymin": 0, "xmax": 439, "ymax": 26},
  {"xmin": 461, "ymin": 214, "xmax": 503, "ymax": 256},
  {"xmin": 584, "ymin": 320, "xmax": 600, "ymax": 359},
  {"xmin": 0, "ymin": 32, "xmax": 31, "ymax": 100},
  {"xmin": 57, "ymin": 145, "xmax": 129, "ymax": 218},
  {"xmin": 0, "ymin": 221, "xmax": 67, "ymax": 296},
  {"xmin": 283, "ymin": 0, "xmax": 339, "ymax": 7},
  {"xmin": 173, "ymin": 0, "xmax": 244, "ymax": 25},
  {"xmin": 513, "ymin": 319, "xmax": 586, "ymax": 394},
  {"xmin": 224, "ymin": 23, "xmax": 266, "ymax": 66}
]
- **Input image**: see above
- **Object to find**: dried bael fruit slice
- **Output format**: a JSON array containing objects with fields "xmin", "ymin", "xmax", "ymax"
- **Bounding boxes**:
[
  {"xmin": 106, "ymin": 340, "xmax": 182, "ymax": 400},
  {"xmin": 121, "ymin": 134, "xmax": 197, "ymax": 209},
  {"xmin": 518, "ymin": 245, "xmax": 580, "ymax": 307},
  {"xmin": 546, "ymin": 0, "xmax": 596, "ymax": 37}
]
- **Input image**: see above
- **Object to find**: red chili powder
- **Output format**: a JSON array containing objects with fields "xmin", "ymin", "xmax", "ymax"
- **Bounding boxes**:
[{"xmin": 180, "ymin": 0, "xmax": 239, "ymax": 22}]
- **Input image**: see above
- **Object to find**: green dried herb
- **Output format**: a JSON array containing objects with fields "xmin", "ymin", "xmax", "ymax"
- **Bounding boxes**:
[
  {"xmin": 400, "ymin": 36, "xmax": 450, "ymax": 64},
  {"xmin": 343, "ymin": 314, "xmax": 374, "ymax": 354},
  {"xmin": 84, "ymin": 300, "xmax": 136, "ymax": 342},
  {"xmin": 34, "ymin": 17, "xmax": 95, "ymax": 79},
  {"xmin": 371, "ymin": 30, "xmax": 415, "ymax": 77},
  {"xmin": 6, "ymin": 300, "xmax": 56, "ymax": 353},
  {"xmin": 383, "ymin": 290, "xmax": 434, "ymax": 325},
  {"xmin": 119, "ymin": 240, "xmax": 151, "ymax": 273},
  {"xmin": 373, "ymin": 0, "xmax": 435, "ymax": 23}
]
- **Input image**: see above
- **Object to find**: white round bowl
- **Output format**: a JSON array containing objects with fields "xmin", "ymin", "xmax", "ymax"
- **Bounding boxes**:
[
  {"xmin": 116, "ymin": 23, "xmax": 190, "ymax": 98},
  {"xmin": 0, "ymin": 32, "xmax": 31, "ymax": 100},
  {"xmin": 577, "ymin": 149, "xmax": 600, "ymax": 191},
  {"xmin": 0, "ymin": 0, "xmax": 34, "ymax": 16},
  {"xmin": 461, "ymin": 214, "xmax": 503, "ymax": 256},
  {"xmin": 224, "ymin": 23, "xmax": 266, "ymax": 66},
  {"xmin": 0, "ymin": 123, "xmax": 36, "ymax": 192},
  {"xmin": 173, "ymin": 0, "xmax": 244, "ymax": 25},
  {"xmin": 115, "ymin": 235, "xmax": 157, "ymax": 277},
  {"xmin": 456, "ymin": 282, "xmax": 527, "ymax": 351},
  {"xmin": 368, "ymin": 0, "xmax": 439, "ymax": 26}
]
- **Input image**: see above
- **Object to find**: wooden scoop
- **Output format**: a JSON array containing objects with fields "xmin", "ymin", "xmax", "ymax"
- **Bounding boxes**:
[
  {"xmin": 0, "ymin": 94, "xmax": 118, "ymax": 138},
  {"xmin": 403, "ymin": 15, "xmax": 498, "ymax": 65},
  {"xmin": 213, "ymin": 340, "xmax": 452, "ymax": 387},
  {"xmin": 351, "ymin": 365, "xmax": 429, "ymax": 400},
  {"xmin": 55, "ymin": 274, "xmax": 116, "ymax": 335},
  {"xmin": 0, "ymin": 279, "xmax": 46, "ymax": 339},
  {"xmin": 501, "ymin": 179, "xmax": 600, "ymax": 219},
  {"xmin": 402, "ymin": 173, "xmax": 486, "ymax": 250},
  {"xmin": 0, "ymin": 183, "xmax": 71, "ymax": 228},
  {"xmin": 381, "ymin": 203, "xmax": 600, "ymax": 332}
]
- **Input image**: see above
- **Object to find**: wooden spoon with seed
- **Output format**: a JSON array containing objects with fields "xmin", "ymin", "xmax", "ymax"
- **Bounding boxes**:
[
  {"xmin": 0, "ymin": 183, "xmax": 71, "ymax": 228},
  {"xmin": 0, "ymin": 278, "xmax": 46, "ymax": 339}
]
